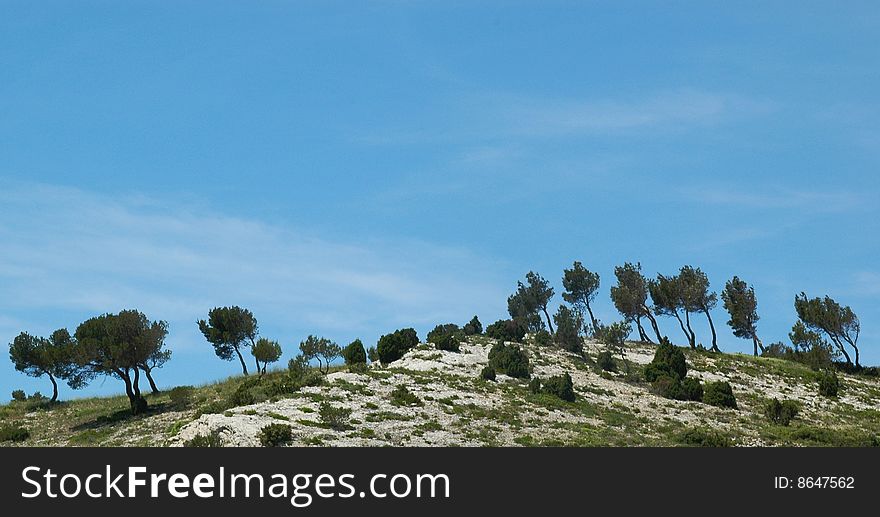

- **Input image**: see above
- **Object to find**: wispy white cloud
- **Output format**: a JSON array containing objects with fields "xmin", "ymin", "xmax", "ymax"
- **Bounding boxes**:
[
  {"xmin": 679, "ymin": 185, "xmax": 870, "ymax": 213},
  {"xmin": 0, "ymin": 182, "xmax": 509, "ymax": 348},
  {"xmin": 354, "ymin": 88, "xmax": 770, "ymax": 145}
]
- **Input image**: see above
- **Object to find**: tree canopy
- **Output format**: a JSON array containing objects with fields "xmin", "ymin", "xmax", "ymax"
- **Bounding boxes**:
[
  {"xmin": 198, "ymin": 306, "xmax": 259, "ymax": 376},
  {"xmin": 610, "ymin": 262, "xmax": 662, "ymax": 343},
  {"xmin": 252, "ymin": 338, "xmax": 283, "ymax": 375},
  {"xmin": 795, "ymin": 293, "xmax": 861, "ymax": 368},
  {"xmin": 721, "ymin": 276, "xmax": 763, "ymax": 356},
  {"xmin": 8, "ymin": 329, "xmax": 80, "ymax": 402},
  {"xmin": 562, "ymin": 261, "xmax": 601, "ymax": 336}
]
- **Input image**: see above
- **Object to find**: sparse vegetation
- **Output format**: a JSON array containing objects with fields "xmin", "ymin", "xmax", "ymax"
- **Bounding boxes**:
[
  {"xmin": 390, "ymin": 385, "xmax": 423, "ymax": 407},
  {"xmin": 259, "ymin": 423, "xmax": 292, "ymax": 447},
  {"xmin": 319, "ymin": 403, "xmax": 352, "ymax": 431}
]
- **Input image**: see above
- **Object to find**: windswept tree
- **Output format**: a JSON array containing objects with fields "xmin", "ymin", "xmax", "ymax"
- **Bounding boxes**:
[
  {"xmin": 508, "ymin": 271, "xmax": 555, "ymax": 333},
  {"xmin": 553, "ymin": 304, "xmax": 584, "ymax": 355},
  {"xmin": 72, "ymin": 310, "xmax": 168, "ymax": 414},
  {"xmin": 299, "ymin": 335, "xmax": 341, "ymax": 375},
  {"xmin": 649, "ymin": 274, "xmax": 693, "ymax": 347},
  {"xmin": 721, "ymin": 277, "xmax": 764, "ymax": 356},
  {"xmin": 562, "ymin": 261, "xmax": 601, "ymax": 336},
  {"xmin": 610, "ymin": 262, "xmax": 662, "ymax": 343},
  {"xmin": 795, "ymin": 293, "xmax": 861, "ymax": 368},
  {"xmin": 8, "ymin": 329, "xmax": 80, "ymax": 403},
  {"xmin": 679, "ymin": 266, "xmax": 720, "ymax": 352},
  {"xmin": 198, "ymin": 306, "xmax": 259, "ymax": 376},
  {"xmin": 251, "ymin": 338, "xmax": 282, "ymax": 376},
  {"xmin": 137, "ymin": 321, "xmax": 171, "ymax": 394}
]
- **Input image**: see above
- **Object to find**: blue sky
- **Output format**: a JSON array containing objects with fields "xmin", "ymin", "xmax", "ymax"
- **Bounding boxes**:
[{"xmin": 2, "ymin": 1, "xmax": 879, "ymax": 400}]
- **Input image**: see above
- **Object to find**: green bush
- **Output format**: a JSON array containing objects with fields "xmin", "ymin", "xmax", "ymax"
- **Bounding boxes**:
[
  {"xmin": 434, "ymin": 333, "xmax": 461, "ymax": 353},
  {"xmin": 597, "ymin": 351, "xmax": 616, "ymax": 372},
  {"xmin": 348, "ymin": 362, "xmax": 369, "ymax": 374},
  {"xmin": 342, "ymin": 339, "xmax": 367, "ymax": 365},
  {"xmin": 367, "ymin": 346, "xmax": 378, "ymax": 362},
  {"xmin": 703, "ymin": 381, "xmax": 738, "ymax": 409},
  {"xmin": 488, "ymin": 342, "xmax": 530, "ymax": 379},
  {"xmin": 534, "ymin": 330, "xmax": 552, "ymax": 347},
  {"xmin": 817, "ymin": 370, "xmax": 840, "ymax": 398},
  {"xmin": 463, "ymin": 316, "xmax": 483, "ymax": 336},
  {"xmin": 764, "ymin": 398, "xmax": 799, "ymax": 426},
  {"xmin": 288, "ymin": 355, "xmax": 322, "ymax": 387},
  {"xmin": 259, "ymin": 423, "xmax": 292, "ymax": 447},
  {"xmin": 319, "ymin": 403, "xmax": 352, "ymax": 431},
  {"xmin": 681, "ymin": 378, "xmax": 704, "ymax": 402},
  {"xmin": 377, "ymin": 328, "xmax": 419, "ymax": 364},
  {"xmin": 485, "ymin": 319, "xmax": 526, "ymax": 343},
  {"xmin": 528, "ymin": 378, "xmax": 542, "ymax": 395},
  {"xmin": 227, "ymin": 378, "xmax": 260, "ymax": 407},
  {"xmin": 651, "ymin": 375, "xmax": 685, "ymax": 400},
  {"xmin": 168, "ymin": 386, "xmax": 195, "ymax": 407},
  {"xmin": 0, "ymin": 424, "xmax": 30, "ymax": 442},
  {"xmin": 427, "ymin": 324, "xmax": 462, "ymax": 344},
  {"xmin": 390, "ymin": 385, "xmax": 423, "ymax": 407},
  {"xmin": 677, "ymin": 427, "xmax": 731, "ymax": 447},
  {"xmin": 480, "ymin": 366, "xmax": 496, "ymax": 381},
  {"xmin": 643, "ymin": 338, "xmax": 687, "ymax": 382},
  {"xmin": 541, "ymin": 373, "xmax": 576, "ymax": 402},
  {"xmin": 183, "ymin": 430, "xmax": 223, "ymax": 447},
  {"xmin": 11, "ymin": 390, "xmax": 26, "ymax": 402}
]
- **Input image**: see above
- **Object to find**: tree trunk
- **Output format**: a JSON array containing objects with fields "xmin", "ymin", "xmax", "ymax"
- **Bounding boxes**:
[
  {"xmin": 132, "ymin": 367, "xmax": 147, "ymax": 413},
  {"xmin": 643, "ymin": 308, "xmax": 663, "ymax": 343},
  {"xmin": 143, "ymin": 367, "xmax": 160, "ymax": 394},
  {"xmin": 49, "ymin": 373, "xmax": 58, "ymax": 403},
  {"xmin": 752, "ymin": 335, "xmax": 767, "ymax": 356},
  {"xmin": 585, "ymin": 305, "xmax": 599, "ymax": 337},
  {"xmin": 234, "ymin": 347, "xmax": 249, "ymax": 376},
  {"xmin": 855, "ymin": 347, "xmax": 860, "ymax": 369},
  {"xmin": 684, "ymin": 311, "xmax": 696, "ymax": 348},
  {"xmin": 672, "ymin": 312, "xmax": 690, "ymax": 346},
  {"xmin": 118, "ymin": 369, "xmax": 145, "ymax": 414},
  {"xmin": 704, "ymin": 308, "xmax": 719, "ymax": 352},
  {"xmin": 542, "ymin": 306, "xmax": 555, "ymax": 334},
  {"xmin": 635, "ymin": 316, "xmax": 651, "ymax": 343}
]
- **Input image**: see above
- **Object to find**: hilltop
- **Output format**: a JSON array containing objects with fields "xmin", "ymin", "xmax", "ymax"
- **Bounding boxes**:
[{"xmin": 2, "ymin": 334, "xmax": 879, "ymax": 447}]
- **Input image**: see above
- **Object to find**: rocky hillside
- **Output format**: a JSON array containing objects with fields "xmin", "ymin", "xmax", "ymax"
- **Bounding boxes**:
[{"xmin": 3, "ymin": 336, "xmax": 879, "ymax": 447}]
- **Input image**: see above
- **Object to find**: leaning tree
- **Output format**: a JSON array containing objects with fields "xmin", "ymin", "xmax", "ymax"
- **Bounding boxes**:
[
  {"xmin": 794, "ymin": 293, "xmax": 861, "ymax": 368},
  {"xmin": 679, "ymin": 266, "xmax": 720, "ymax": 352},
  {"xmin": 721, "ymin": 276, "xmax": 764, "ymax": 356},
  {"xmin": 649, "ymin": 274, "xmax": 693, "ymax": 348},
  {"xmin": 72, "ymin": 310, "xmax": 168, "ymax": 414},
  {"xmin": 508, "ymin": 271, "xmax": 555, "ymax": 333},
  {"xmin": 610, "ymin": 262, "xmax": 662, "ymax": 343},
  {"xmin": 8, "ymin": 328, "xmax": 80, "ymax": 402},
  {"xmin": 198, "ymin": 306, "xmax": 259, "ymax": 375},
  {"xmin": 562, "ymin": 261, "xmax": 601, "ymax": 336}
]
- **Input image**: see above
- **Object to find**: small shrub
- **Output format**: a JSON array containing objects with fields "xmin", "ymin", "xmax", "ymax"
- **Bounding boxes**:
[
  {"xmin": 643, "ymin": 338, "xmax": 687, "ymax": 383},
  {"xmin": 259, "ymin": 423, "xmax": 293, "ymax": 447},
  {"xmin": 703, "ymin": 381, "xmax": 737, "ymax": 409},
  {"xmin": 342, "ymin": 339, "xmax": 368, "ymax": 365},
  {"xmin": 488, "ymin": 342, "xmax": 530, "ymax": 379},
  {"xmin": 817, "ymin": 370, "xmax": 840, "ymax": 397},
  {"xmin": 434, "ymin": 333, "xmax": 461, "ymax": 353},
  {"xmin": 485, "ymin": 319, "xmax": 526, "ymax": 343},
  {"xmin": 390, "ymin": 385, "xmax": 423, "ymax": 407},
  {"xmin": 764, "ymin": 398, "xmax": 799, "ymax": 426},
  {"xmin": 596, "ymin": 351, "xmax": 616, "ymax": 372},
  {"xmin": 528, "ymin": 378, "xmax": 542, "ymax": 395},
  {"xmin": 463, "ymin": 315, "xmax": 483, "ymax": 336},
  {"xmin": 427, "ymin": 324, "xmax": 462, "ymax": 344},
  {"xmin": 677, "ymin": 427, "xmax": 731, "ymax": 447},
  {"xmin": 681, "ymin": 378, "xmax": 703, "ymax": 402},
  {"xmin": 534, "ymin": 330, "xmax": 552, "ymax": 347},
  {"xmin": 11, "ymin": 390, "xmax": 26, "ymax": 402},
  {"xmin": 348, "ymin": 362, "xmax": 369, "ymax": 374},
  {"xmin": 319, "ymin": 403, "xmax": 352, "ymax": 431},
  {"xmin": 480, "ymin": 366, "xmax": 496, "ymax": 382},
  {"xmin": 184, "ymin": 430, "xmax": 223, "ymax": 447},
  {"xmin": 168, "ymin": 386, "xmax": 195, "ymax": 407},
  {"xmin": 0, "ymin": 424, "xmax": 30, "ymax": 442},
  {"xmin": 288, "ymin": 355, "xmax": 321, "ymax": 387},
  {"xmin": 651, "ymin": 375, "xmax": 685, "ymax": 400},
  {"xmin": 541, "ymin": 373, "xmax": 575, "ymax": 402},
  {"xmin": 226, "ymin": 378, "xmax": 260, "ymax": 407},
  {"xmin": 377, "ymin": 328, "xmax": 419, "ymax": 364}
]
